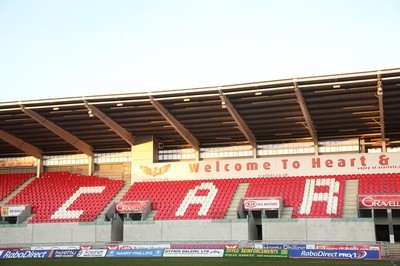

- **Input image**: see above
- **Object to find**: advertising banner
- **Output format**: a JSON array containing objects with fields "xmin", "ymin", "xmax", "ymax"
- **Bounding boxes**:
[
  {"xmin": 290, "ymin": 249, "xmax": 381, "ymax": 260},
  {"xmin": 170, "ymin": 244, "xmax": 238, "ymax": 249},
  {"xmin": 224, "ymin": 248, "xmax": 289, "ymax": 258},
  {"xmin": 132, "ymin": 153, "xmax": 400, "ymax": 182},
  {"xmin": 77, "ymin": 249, "xmax": 107, "ymax": 258},
  {"xmin": 106, "ymin": 249, "xmax": 163, "ymax": 257},
  {"xmin": 0, "ymin": 250, "xmax": 51, "ymax": 259},
  {"xmin": 0, "ymin": 205, "xmax": 27, "ymax": 217},
  {"xmin": 163, "ymin": 249, "xmax": 224, "ymax": 257},
  {"xmin": 117, "ymin": 244, "xmax": 171, "ymax": 250},
  {"xmin": 243, "ymin": 197, "xmax": 282, "ymax": 210},
  {"xmin": 114, "ymin": 201, "xmax": 150, "ymax": 214},
  {"xmin": 50, "ymin": 250, "xmax": 79, "ymax": 258},
  {"xmin": 358, "ymin": 195, "xmax": 400, "ymax": 209},
  {"xmin": 315, "ymin": 244, "xmax": 381, "ymax": 251},
  {"xmin": 262, "ymin": 244, "xmax": 308, "ymax": 250},
  {"xmin": 31, "ymin": 245, "xmax": 80, "ymax": 250},
  {"xmin": 79, "ymin": 245, "xmax": 93, "ymax": 250}
]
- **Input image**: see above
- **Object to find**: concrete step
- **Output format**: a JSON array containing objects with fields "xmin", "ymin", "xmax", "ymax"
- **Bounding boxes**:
[
  {"xmin": 281, "ymin": 207, "xmax": 293, "ymax": 218},
  {"xmin": 341, "ymin": 179, "xmax": 359, "ymax": 218},
  {"xmin": 225, "ymin": 183, "xmax": 249, "ymax": 219}
]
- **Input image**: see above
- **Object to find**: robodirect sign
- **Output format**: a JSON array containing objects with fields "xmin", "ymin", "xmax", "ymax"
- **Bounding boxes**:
[
  {"xmin": 0, "ymin": 250, "xmax": 51, "ymax": 259},
  {"xmin": 290, "ymin": 249, "xmax": 380, "ymax": 260},
  {"xmin": 106, "ymin": 249, "xmax": 163, "ymax": 257}
]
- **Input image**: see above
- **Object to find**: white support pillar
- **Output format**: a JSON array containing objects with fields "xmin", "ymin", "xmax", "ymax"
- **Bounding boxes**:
[
  {"xmin": 36, "ymin": 158, "xmax": 43, "ymax": 177},
  {"xmin": 88, "ymin": 155, "xmax": 95, "ymax": 175}
]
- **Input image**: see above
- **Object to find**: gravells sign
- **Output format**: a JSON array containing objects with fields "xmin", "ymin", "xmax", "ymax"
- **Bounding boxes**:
[{"xmin": 358, "ymin": 195, "xmax": 400, "ymax": 209}]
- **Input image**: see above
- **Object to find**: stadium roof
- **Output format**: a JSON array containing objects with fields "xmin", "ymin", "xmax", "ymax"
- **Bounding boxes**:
[{"xmin": 1, "ymin": 68, "xmax": 400, "ymax": 158}]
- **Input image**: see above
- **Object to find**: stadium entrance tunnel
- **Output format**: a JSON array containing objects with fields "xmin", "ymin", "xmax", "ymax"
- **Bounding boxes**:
[{"xmin": 360, "ymin": 208, "xmax": 400, "ymax": 243}]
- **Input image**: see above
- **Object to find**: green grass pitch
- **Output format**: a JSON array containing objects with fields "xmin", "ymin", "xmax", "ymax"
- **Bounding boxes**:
[{"xmin": 0, "ymin": 257, "xmax": 399, "ymax": 266}]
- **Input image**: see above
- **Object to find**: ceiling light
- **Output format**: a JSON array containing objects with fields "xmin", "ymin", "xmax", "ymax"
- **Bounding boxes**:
[
  {"xmin": 116, "ymin": 103, "xmax": 123, "ymax": 107},
  {"xmin": 183, "ymin": 98, "xmax": 190, "ymax": 102},
  {"xmin": 255, "ymin": 91, "xmax": 262, "ymax": 96},
  {"xmin": 333, "ymin": 84, "xmax": 341, "ymax": 88},
  {"xmin": 52, "ymin": 107, "xmax": 59, "ymax": 111},
  {"xmin": 88, "ymin": 110, "xmax": 94, "ymax": 117}
]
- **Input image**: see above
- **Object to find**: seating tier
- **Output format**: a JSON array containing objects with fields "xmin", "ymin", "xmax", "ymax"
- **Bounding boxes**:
[
  {"xmin": 7, "ymin": 172, "xmax": 123, "ymax": 223},
  {"xmin": 0, "ymin": 173, "xmax": 33, "ymax": 201},
  {"xmin": 122, "ymin": 179, "xmax": 239, "ymax": 220}
]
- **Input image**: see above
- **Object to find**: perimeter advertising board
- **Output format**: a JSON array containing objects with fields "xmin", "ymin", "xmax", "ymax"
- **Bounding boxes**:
[
  {"xmin": 163, "ymin": 249, "xmax": 224, "ymax": 257},
  {"xmin": 0, "ymin": 250, "xmax": 51, "ymax": 259},
  {"xmin": 315, "ymin": 244, "xmax": 381, "ymax": 251},
  {"xmin": 290, "ymin": 249, "xmax": 380, "ymax": 260},
  {"xmin": 77, "ymin": 249, "xmax": 107, "ymax": 258},
  {"xmin": 132, "ymin": 153, "xmax": 400, "ymax": 182},
  {"xmin": 224, "ymin": 248, "xmax": 288, "ymax": 258},
  {"xmin": 106, "ymin": 249, "xmax": 163, "ymax": 257},
  {"xmin": 170, "ymin": 244, "xmax": 238, "ymax": 249},
  {"xmin": 50, "ymin": 250, "xmax": 79, "ymax": 258}
]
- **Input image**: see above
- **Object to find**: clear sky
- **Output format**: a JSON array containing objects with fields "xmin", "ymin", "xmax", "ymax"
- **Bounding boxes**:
[{"xmin": 1, "ymin": 0, "xmax": 399, "ymax": 102}]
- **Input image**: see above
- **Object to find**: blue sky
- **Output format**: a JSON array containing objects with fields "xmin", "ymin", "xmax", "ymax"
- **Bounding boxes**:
[{"xmin": 1, "ymin": 0, "xmax": 399, "ymax": 102}]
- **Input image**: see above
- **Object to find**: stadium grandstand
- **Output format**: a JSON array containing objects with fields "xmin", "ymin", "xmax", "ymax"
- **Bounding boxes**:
[{"xmin": 1, "ymin": 68, "xmax": 400, "ymax": 256}]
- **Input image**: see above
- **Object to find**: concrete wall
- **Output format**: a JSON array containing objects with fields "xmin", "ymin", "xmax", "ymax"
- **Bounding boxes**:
[
  {"xmin": 0, "ymin": 222, "xmax": 112, "ymax": 245},
  {"xmin": 123, "ymin": 219, "xmax": 249, "ymax": 242},
  {"xmin": 263, "ymin": 218, "xmax": 376, "ymax": 242},
  {"xmin": 0, "ymin": 218, "xmax": 376, "ymax": 245}
]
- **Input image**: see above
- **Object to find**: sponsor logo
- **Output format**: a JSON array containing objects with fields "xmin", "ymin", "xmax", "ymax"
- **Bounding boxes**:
[
  {"xmin": 355, "ymin": 251, "xmax": 367, "ymax": 259},
  {"xmin": 359, "ymin": 195, "xmax": 400, "ymax": 209},
  {"xmin": 243, "ymin": 197, "xmax": 281, "ymax": 210},
  {"xmin": 77, "ymin": 249, "xmax": 106, "ymax": 258},
  {"xmin": 140, "ymin": 164, "xmax": 171, "ymax": 177},
  {"xmin": 163, "ymin": 249, "xmax": 224, "ymax": 257},
  {"xmin": 106, "ymin": 249, "xmax": 164, "ymax": 257},
  {"xmin": 51, "ymin": 250, "xmax": 79, "ymax": 258},
  {"xmin": 244, "ymin": 201, "xmax": 257, "ymax": 208},
  {"xmin": 0, "ymin": 250, "xmax": 50, "ymax": 259},
  {"xmin": 291, "ymin": 249, "xmax": 380, "ymax": 260},
  {"xmin": 115, "ymin": 201, "xmax": 149, "ymax": 213}
]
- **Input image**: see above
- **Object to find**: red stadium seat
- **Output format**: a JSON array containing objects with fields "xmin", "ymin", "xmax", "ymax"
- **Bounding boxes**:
[
  {"xmin": 7, "ymin": 172, "xmax": 123, "ymax": 223},
  {"xmin": 0, "ymin": 173, "xmax": 34, "ymax": 201}
]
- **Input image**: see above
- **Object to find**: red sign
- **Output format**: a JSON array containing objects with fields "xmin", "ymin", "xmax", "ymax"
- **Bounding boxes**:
[
  {"xmin": 315, "ymin": 244, "xmax": 380, "ymax": 252},
  {"xmin": 170, "ymin": 244, "xmax": 238, "ymax": 249},
  {"xmin": 358, "ymin": 195, "xmax": 400, "ymax": 209},
  {"xmin": 115, "ymin": 201, "xmax": 150, "ymax": 214},
  {"xmin": 243, "ymin": 197, "xmax": 282, "ymax": 210}
]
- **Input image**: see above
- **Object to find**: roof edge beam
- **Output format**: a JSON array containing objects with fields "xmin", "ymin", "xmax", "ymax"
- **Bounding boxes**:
[
  {"xmin": 218, "ymin": 90, "xmax": 257, "ymax": 148},
  {"xmin": 149, "ymin": 96, "xmax": 200, "ymax": 151},
  {"xmin": 83, "ymin": 101, "xmax": 134, "ymax": 146},
  {"xmin": 20, "ymin": 105, "xmax": 93, "ymax": 157},
  {"xmin": 377, "ymin": 74, "xmax": 386, "ymax": 152},
  {"xmin": 294, "ymin": 82, "xmax": 318, "ymax": 145},
  {"xmin": 0, "ymin": 129, "xmax": 43, "ymax": 159}
]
